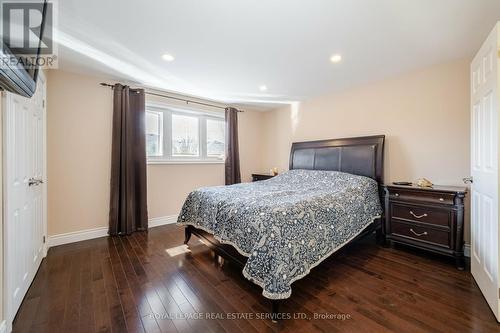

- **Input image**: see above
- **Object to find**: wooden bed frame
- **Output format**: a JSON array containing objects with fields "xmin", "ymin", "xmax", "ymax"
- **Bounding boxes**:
[{"xmin": 183, "ymin": 135, "xmax": 385, "ymax": 321}]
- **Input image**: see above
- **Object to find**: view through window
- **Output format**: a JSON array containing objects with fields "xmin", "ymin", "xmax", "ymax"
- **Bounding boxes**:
[{"xmin": 172, "ymin": 114, "xmax": 200, "ymax": 157}]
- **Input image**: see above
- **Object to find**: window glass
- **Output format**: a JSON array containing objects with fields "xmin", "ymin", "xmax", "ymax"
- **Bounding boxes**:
[
  {"xmin": 207, "ymin": 118, "xmax": 225, "ymax": 158},
  {"xmin": 171, "ymin": 114, "xmax": 199, "ymax": 157},
  {"xmin": 146, "ymin": 110, "xmax": 163, "ymax": 157}
]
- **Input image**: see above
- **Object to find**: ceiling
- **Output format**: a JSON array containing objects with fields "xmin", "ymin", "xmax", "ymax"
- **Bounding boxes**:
[{"xmin": 55, "ymin": 0, "xmax": 500, "ymax": 109}]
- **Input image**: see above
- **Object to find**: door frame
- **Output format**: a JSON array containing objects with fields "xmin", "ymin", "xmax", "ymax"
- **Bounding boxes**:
[{"xmin": 2, "ymin": 70, "xmax": 47, "ymax": 332}]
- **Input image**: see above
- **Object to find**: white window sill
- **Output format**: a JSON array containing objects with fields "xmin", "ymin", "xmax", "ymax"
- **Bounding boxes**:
[{"xmin": 147, "ymin": 159, "xmax": 225, "ymax": 165}]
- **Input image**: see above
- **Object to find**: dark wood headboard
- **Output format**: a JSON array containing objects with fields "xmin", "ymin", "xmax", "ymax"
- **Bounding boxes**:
[{"xmin": 289, "ymin": 135, "xmax": 385, "ymax": 184}]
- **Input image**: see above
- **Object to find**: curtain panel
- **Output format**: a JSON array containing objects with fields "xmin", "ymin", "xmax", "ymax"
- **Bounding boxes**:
[
  {"xmin": 225, "ymin": 107, "xmax": 241, "ymax": 185},
  {"xmin": 109, "ymin": 84, "xmax": 148, "ymax": 235}
]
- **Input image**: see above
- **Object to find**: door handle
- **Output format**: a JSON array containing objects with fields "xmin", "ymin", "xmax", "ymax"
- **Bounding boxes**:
[
  {"xmin": 28, "ymin": 178, "xmax": 44, "ymax": 186},
  {"xmin": 463, "ymin": 177, "xmax": 473, "ymax": 184}
]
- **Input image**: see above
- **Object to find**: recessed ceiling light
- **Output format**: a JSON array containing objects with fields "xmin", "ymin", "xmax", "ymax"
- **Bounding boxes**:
[
  {"xmin": 162, "ymin": 53, "xmax": 175, "ymax": 62},
  {"xmin": 259, "ymin": 85, "xmax": 267, "ymax": 92},
  {"xmin": 330, "ymin": 54, "xmax": 342, "ymax": 63}
]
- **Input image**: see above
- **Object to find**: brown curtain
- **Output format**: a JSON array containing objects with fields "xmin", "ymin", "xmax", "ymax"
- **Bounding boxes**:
[
  {"xmin": 109, "ymin": 84, "xmax": 148, "ymax": 235},
  {"xmin": 225, "ymin": 107, "xmax": 241, "ymax": 185}
]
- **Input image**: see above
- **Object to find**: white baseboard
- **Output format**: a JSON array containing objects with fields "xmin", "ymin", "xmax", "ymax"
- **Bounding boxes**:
[
  {"xmin": 48, "ymin": 226, "xmax": 108, "ymax": 248},
  {"xmin": 0, "ymin": 320, "xmax": 7, "ymax": 333},
  {"xmin": 149, "ymin": 214, "xmax": 178, "ymax": 228},
  {"xmin": 464, "ymin": 244, "xmax": 470, "ymax": 258},
  {"xmin": 48, "ymin": 215, "xmax": 178, "ymax": 248}
]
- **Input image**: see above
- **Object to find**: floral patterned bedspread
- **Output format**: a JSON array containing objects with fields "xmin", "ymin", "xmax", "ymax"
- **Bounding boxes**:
[{"xmin": 177, "ymin": 169, "xmax": 382, "ymax": 299}]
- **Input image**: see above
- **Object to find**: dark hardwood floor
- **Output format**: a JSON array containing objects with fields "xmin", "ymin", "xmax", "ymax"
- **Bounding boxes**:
[{"xmin": 13, "ymin": 224, "xmax": 499, "ymax": 333}]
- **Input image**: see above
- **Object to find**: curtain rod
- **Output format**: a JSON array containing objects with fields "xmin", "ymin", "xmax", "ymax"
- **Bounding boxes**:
[{"xmin": 99, "ymin": 83, "xmax": 244, "ymax": 112}]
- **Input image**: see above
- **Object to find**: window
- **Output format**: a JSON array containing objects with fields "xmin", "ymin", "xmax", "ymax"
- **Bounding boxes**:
[
  {"xmin": 145, "ymin": 104, "xmax": 225, "ymax": 163},
  {"xmin": 146, "ymin": 111, "xmax": 163, "ymax": 157},
  {"xmin": 206, "ymin": 118, "xmax": 225, "ymax": 158}
]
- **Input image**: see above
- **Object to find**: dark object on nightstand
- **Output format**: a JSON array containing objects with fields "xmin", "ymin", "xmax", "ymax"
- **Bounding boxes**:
[
  {"xmin": 384, "ymin": 184, "xmax": 467, "ymax": 270},
  {"xmin": 251, "ymin": 173, "xmax": 275, "ymax": 182},
  {"xmin": 393, "ymin": 181, "xmax": 412, "ymax": 186}
]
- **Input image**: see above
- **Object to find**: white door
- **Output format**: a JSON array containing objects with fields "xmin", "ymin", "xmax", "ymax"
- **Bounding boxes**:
[
  {"xmin": 3, "ymin": 72, "xmax": 47, "ymax": 331},
  {"xmin": 470, "ymin": 22, "xmax": 500, "ymax": 321}
]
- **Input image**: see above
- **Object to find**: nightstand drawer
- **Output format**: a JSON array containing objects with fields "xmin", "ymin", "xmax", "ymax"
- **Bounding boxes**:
[
  {"xmin": 392, "ymin": 204, "xmax": 450, "ymax": 228},
  {"xmin": 391, "ymin": 221, "xmax": 450, "ymax": 248},
  {"xmin": 390, "ymin": 190, "xmax": 455, "ymax": 205}
]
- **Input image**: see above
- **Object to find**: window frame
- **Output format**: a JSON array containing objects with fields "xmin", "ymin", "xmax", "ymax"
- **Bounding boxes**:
[{"xmin": 146, "ymin": 102, "xmax": 225, "ymax": 164}]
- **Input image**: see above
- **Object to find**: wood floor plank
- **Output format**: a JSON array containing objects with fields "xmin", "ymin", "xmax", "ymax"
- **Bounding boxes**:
[
  {"xmin": 102, "ymin": 256, "xmax": 129, "ymax": 333},
  {"xmin": 61, "ymin": 251, "xmax": 83, "ymax": 332},
  {"xmin": 107, "ymin": 238, "xmax": 146, "ymax": 333},
  {"xmin": 12, "ymin": 224, "xmax": 500, "ymax": 333},
  {"xmin": 78, "ymin": 248, "xmax": 96, "ymax": 333},
  {"xmin": 92, "ymin": 248, "xmax": 113, "ymax": 333}
]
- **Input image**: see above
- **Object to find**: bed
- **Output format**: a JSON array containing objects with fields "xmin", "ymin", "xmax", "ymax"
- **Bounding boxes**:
[{"xmin": 177, "ymin": 135, "xmax": 385, "ymax": 318}]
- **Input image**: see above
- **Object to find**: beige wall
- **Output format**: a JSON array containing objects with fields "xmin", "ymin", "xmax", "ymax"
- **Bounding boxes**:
[
  {"xmin": 47, "ymin": 70, "xmax": 265, "ymax": 236},
  {"xmin": 47, "ymin": 71, "xmax": 113, "ymax": 235},
  {"xmin": 147, "ymin": 164, "xmax": 223, "ymax": 218},
  {"xmin": 262, "ymin": 59, "xmax": 471, "ymax": 241}
]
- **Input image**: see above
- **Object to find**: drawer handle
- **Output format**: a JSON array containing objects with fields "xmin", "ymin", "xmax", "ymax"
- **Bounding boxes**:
[
  {"xmin": 439, "ymin": 198, "xmax": 444, "ymax": 202},
  {"xmin": 394, "ymin": 193, "xmax": 399, "ymax": 197},
  {"xmin": 409, "ymin": 211, "xmax": 428, "ymax": 219},
  {"xmin": 410, "ymin": 228, "xmax": 428, "ymax": 237}
]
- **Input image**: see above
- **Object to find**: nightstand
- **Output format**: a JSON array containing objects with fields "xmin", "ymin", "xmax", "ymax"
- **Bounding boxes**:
[
  {"xmin": 251, "ymin": 173, "xmax": 275, "ymax": 182},
  {"xmin": 384, "ymin": 184, "xmax": 467, "ymax": 270}
]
